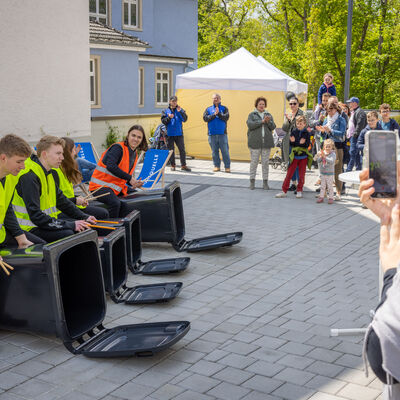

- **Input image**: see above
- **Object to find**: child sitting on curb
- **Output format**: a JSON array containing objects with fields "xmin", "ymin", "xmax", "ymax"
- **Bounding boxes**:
[
  {"xmin": 315, "ymin": 139, "xmax": 336, "ymax": 204},
  {"xmin": 276, "ymin": 115, "xmax": 312, "ymax": 199}
]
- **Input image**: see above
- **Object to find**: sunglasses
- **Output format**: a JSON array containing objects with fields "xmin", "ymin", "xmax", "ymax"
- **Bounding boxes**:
[{"xmin": 289, "ymin": 103, "xmax": 298, "ymax": 106}]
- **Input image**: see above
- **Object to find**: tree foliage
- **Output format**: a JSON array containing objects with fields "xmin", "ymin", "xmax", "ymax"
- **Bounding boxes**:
[{"xmin": 198, "ymin": 0, "xmax": 400, "ymax": 108}]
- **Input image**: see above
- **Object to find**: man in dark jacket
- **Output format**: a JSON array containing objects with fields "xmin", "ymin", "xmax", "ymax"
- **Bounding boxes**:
[
  {"xmin": 13, "ymin": 136, "xmax": 96, "ymax": 243},
  {"xmin": 203, "ymin": 94, "xmax": 231, "ymax": 172},
  {"xmin": 161, "ymin": 95, "xmax": 190, "ymax": 171},
  {"xmin": 346, "ymin": 97, "xmax": 367, "ymax": 171}
]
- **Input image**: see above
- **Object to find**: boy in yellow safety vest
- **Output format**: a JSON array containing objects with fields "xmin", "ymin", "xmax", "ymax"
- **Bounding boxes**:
[
  {"xmin": 0, "ymin": 135, "xmax": 45, "ymax": 261},
  {"xmin": 12, "ymin": 136, "xmax": 97, "ymax": 243}
]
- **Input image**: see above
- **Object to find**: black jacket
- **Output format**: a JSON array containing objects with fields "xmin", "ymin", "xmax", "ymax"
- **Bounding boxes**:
[
  {"xmin": 353, "ymin": 106, "xmax": 367, "ymax": 139},
  {"xmin": 15, "ymin": 155, "xmax": 89, "ymax": 231}
]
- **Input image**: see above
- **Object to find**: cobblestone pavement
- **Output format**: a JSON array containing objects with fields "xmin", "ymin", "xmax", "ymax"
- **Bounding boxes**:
[{"xmin": 0, "ymin": 159, "xmax": 385, "ymax": 399}]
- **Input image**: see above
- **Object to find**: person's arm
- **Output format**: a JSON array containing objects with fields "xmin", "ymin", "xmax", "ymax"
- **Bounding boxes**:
[
  {"xmin": 391, "ymin": 119, "xmax": 400, "ymax": 132},
  {"xmin": 324, "ymin": 152, "xmax": 336, "ymax": 166},
  {"xmin": 161, "ymin": 109, "xmax": 171, "ymax": 126},
  {"xmin": 102, "ymin": 145, "xmax": 132, "ymax": 182},
  {"xmin": 179, "ymin": 108, "xmax": 188, "ymax": 122},
  {"xmin": 203, "ymin": 108, "xmax": 215, "ymax": 122},
  {"xmin": 330, "ymin": 118, "xmax": 346, "ymax": 140},
  {"xmin": 218, "ymin": 106, "xmax": 229, "ymax": 122},
  {"xmin": 354, "ymin": 110, "xmax": 367, "ymax": 137},
  {"xmin": 54, "ymin": 181, "xmax": 89, "ymax": 221},
  {"xmin": 282, "ymin": 116, "xmax": 291, "ymax": 133},
  {"xmin": 4, "ymin": 202, "xmax": 23, "ymax": 238},
  {"xmin": 265, "ymin": 113, "xmax": 276, "ymax": 130},
  {"xmin": 246, "ymin": 113, "xmax": 262, "ymax": 130},
  {"xmin": 317, "ymin": 85, "xmax": 324, "ymax": 105},
  {"xmin": 16, "ymin": 172, "xmax": 75, "ymax": 231},
  {"xmin": 331, "ymin": 85, "xmax": 337, "ymax": 97}
]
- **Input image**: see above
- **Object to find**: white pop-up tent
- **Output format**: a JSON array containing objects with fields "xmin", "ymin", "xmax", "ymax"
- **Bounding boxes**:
[{"xmin": 175, "ymin": 47, "xmax": 308, "ymax": 161}]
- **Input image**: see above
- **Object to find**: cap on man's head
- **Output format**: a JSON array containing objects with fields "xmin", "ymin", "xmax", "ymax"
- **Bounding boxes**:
[
  {"xmin": 170, "ymin": 95, "xmax": 178, "ymax": 101},
  {"xmin": 346, "ymin": 97, "xmax": 359, "ymax": 104}
]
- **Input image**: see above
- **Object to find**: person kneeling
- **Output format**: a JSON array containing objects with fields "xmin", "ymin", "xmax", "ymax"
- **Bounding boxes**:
[{"xmin": 12, "ymin": 136, "xmax": 96, "ymax": 243}]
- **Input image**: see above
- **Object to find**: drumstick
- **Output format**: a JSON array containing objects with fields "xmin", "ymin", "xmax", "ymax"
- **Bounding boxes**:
[
  {"xmin": 85, "ymin": 185, "xmax": 105, "ymax": 199},
  {"xmin": 95, "ymin": 220, "xmax": 120, "ymax": 224},
  {"xmin": 0, "ymin": 261, "xmax": 10, "ymax": 276},
  {"xmin": 86, "ymin": 192, "xmax": 110, "ymax": 201},
  {"xmin": 2, "ymin": 261, "xmax": 14, "ymax": 270},
  {"xmin": 87, "ymin": 224, "xmax": 116, "ymax": 230}
]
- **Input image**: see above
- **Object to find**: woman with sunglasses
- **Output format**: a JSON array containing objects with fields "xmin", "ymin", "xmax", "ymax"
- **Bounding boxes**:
[{"xmin": 282, "ymin": 97, "xmax": 307, "ymax": 192}]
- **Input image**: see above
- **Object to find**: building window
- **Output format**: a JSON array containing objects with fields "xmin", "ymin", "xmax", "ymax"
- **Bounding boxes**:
[
  {"xmin": 138, "ymin": 67, "xmax": 144, "ymax": 107},
  {"xmin": 89, "ymin": 0, "xmax": 108, "ymax": 24},
  {"xmin": 123, "ymin": 0, "xmax": 142, "ymax": 30},
  {"xmin": 90, "ymin": 56, "xmax": 101, "ymax": 108},
  {"xmin": 155, "ymin": 69, "xmax": 172, "ymax": 106}
]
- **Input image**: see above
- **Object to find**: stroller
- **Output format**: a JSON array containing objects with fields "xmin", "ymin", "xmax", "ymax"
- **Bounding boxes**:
[
  {"xmin": 269, "ymin": 129, "xmax": 287, "ymax": 171},
  {"xmin": 149, "ymin": 124, "xmax": 168, "ymax": 150}
]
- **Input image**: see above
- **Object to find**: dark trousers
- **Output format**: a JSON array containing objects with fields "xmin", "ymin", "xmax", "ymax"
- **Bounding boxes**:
[
  {"xmin": 90, "ymin": 187, "xmax": 130, "ymax": 218},
  {"xmin": 167, "ymin": 135, "xmax": 187, "ymax": 167},
  {"xmin": 58, "ymin": 205, "xmax": 109, "ymax": 220},
  {"xmin": 30, "ymin": 228, "xmax": 75, "ymax": 243},
  {"xmin": 1, "ymin": 230, "xmax": 46, "ymax": 247},
  {"xmin": 346, "ymin": 135, "xmax": 362, "ymax": 171}
]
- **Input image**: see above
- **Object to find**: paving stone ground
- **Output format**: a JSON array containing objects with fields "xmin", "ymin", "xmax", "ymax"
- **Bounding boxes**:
[{"xmin": 0, "ymin": 159, "xmax": 385, "ymax": 399}]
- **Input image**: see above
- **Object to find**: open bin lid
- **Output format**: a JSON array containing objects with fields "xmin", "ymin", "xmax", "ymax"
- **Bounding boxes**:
[
  {"xmin": 71, "ymin": 321, "xmax": 190, "ymax": 358},
  {"xmin": 136, "ymin": 257, "xmax": 190, "ymax": 275},
  {"xmin": 98, "ymin": 228, "xmax": 183, "ymax": 305},
  {"xmin": 43, "ymin": 231, "xmax": 190, "ymax": 357},
  {"xmin": 173, "ymin": 232, "xmax": 243, "ymax": 252}
]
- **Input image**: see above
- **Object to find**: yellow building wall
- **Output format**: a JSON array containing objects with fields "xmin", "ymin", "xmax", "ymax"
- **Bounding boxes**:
[{"xmin": 176, "ymin": 89, "xmax": 286, "ymax": 161}]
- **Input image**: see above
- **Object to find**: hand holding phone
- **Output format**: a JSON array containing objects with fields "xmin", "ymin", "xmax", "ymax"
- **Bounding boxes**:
[{"xmin": 365, "ymin": 130, "xmax": 398, "ymax": 198}]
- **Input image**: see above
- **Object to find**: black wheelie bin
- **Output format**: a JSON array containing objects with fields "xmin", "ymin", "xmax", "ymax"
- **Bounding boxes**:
[
  {"xmin": 118, "ymin": 181, "xmax": 243, "ymax": 252},
  {"xmin": 0, "ymin": 230, "xmax": 190, "ymax": 358},
  {"xmin": 93, "ymin": 210, "xmax": 190, "ymax": 274},
  {"xmin": 92, "ymin": 224, "xmax": 183, "ymax": 304}
]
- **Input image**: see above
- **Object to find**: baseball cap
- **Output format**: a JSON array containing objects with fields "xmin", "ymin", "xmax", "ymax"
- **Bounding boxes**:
[{"xmin": 346, "ymin": 97, "xmax": 359, "ymax": 104}]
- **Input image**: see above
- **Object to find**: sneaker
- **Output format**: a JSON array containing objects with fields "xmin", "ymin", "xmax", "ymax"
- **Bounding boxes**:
[
  {"xmin": 334, "ymin": 194, "xmax": 341, "ymax": 201},
  {"xmin": 328, "ymin": 198, "xmax": 334, "ymax": 204},
  {"xmin": 288, "ymin": 184, "xmax": 297, "ymax": 192},
  {"xmin": 225, "ymin": 168, "xmax": 231, "ymax": 173},
  {"xmin": 275, "ymin": 192, "xmax": 287, "ymax": 198},
  {"xmin": 213, "ymin": 167, "xmax": 220, "ymax": 172},
  {"xmin": 181, "ymin": 166, "xmax": 191, "ymax": 171},
  {"xmin": 315, "ymin": 187, "xmax": 321, "ymax": 193},
  {"xmin": 316, "ymin": 197, "xmax": 324, "ymax": 203},
  {"xmin": 315, "ymin": 179, "xmax": 321, "ymax": 186},
  {"xmin": 296, "ymin": 191, "xmax": 303, "ymax": 198},
  {"xmin": 170, "ymin": 166, "xmax": 176, "ymax": 171}
]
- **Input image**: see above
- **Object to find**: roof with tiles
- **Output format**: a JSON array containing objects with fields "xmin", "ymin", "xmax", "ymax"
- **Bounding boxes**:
[{"xmin": 89, "ymin": 21, "xmax": 149, "ymax": 48}]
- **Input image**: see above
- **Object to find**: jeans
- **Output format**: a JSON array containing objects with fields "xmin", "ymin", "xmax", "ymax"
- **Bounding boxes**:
[
  {"xmin": 208, "ymin": 134, "xmax": 231, "ymax": 169},
  {"xmin": 346, "ymin": 136, "xmax": 362, "ymax": 171},
  {"xmin": 77, "ymin": 158, "xmax": 96, "ymax": 182}
]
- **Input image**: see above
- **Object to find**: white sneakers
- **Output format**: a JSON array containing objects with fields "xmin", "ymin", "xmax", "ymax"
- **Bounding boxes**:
[
  {"xmin": 275, "ymin": 192, "xmax": 287, "ymax": 198},
  {"xmin": 296, "ymin": 192, "xmax": 303, "ymax": 198}
]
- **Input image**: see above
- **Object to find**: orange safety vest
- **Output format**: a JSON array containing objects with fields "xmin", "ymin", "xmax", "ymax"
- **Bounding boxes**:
[{"xmin": 89, "ymin": 142, "xmax": 138, "ymax": 195}]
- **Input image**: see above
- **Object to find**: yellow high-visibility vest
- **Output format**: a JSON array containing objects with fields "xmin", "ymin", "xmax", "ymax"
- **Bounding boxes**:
[{"xmin": 12, "ymin": 158, "xmax": 58, "ymax": 231}]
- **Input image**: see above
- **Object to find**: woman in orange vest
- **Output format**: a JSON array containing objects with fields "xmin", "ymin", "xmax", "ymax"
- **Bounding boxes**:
[{"xmin": 89, "ymin": 125, "xmax": 148, "ymax": 217}]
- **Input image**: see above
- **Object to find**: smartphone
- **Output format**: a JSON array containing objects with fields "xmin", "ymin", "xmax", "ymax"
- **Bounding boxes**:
[{"xmin": 365, "ymin": 130, "xmax": 398, "ymax": 198}]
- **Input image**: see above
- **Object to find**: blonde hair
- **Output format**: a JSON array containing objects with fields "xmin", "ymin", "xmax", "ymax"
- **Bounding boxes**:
[
  {"xmin": 36, "ymin": 136, "xmax": 65, "ymax": 157},
  {"xmin": 367, "ymin": 111, "xmax": 379, "ymax": 120},
  {"xmin": 324, "ymin": 73, "xmax": 333, "ymax": 80},
  {"xmin": 323, "ymin": 138, "xmax": 336, "ymax": 150},
  {"xmin": 295, "ymin": 115, "xmax": 307, "ymax": 125},
  {"xmin": 0, "ymin": 134, "xmax": 31, "ymax": 157}
]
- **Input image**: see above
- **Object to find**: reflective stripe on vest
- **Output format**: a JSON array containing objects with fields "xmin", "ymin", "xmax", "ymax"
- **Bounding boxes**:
[
  {"xmin": 12, "ymin": 158, "xmax": 59, "ymax": 232},
  {"xmin": 89, "ymin": 142, "xmax": 138, "ymax": 195}
]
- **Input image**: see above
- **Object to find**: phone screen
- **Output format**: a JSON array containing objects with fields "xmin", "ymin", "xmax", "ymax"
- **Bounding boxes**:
[{"xmin": 369, "ymin": 131, "xmax": 397, "ymax": 198}]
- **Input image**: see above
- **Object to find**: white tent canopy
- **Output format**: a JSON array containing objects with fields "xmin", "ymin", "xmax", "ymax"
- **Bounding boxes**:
[
  {"xmin": 256, "ymin": 56, "xmax": 307, "ymax": 94},
  {"xmin": 176, "ymin": 47, "xmax": 307, "ymax": 93}
]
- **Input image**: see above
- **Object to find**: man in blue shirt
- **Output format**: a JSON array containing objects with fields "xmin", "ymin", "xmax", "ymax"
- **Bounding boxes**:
[
  {"xmin": 161, "ymin": 96, "xmax": 191, "ymax": 171},
  {"xmin": 203, "ymin": 94, "xmax": 231, "ymax": 173}
]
